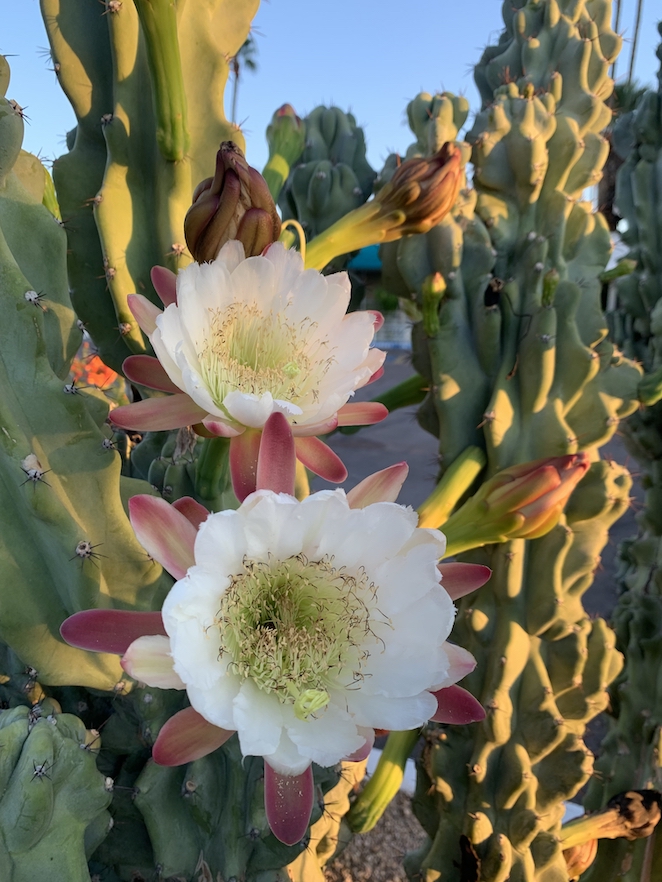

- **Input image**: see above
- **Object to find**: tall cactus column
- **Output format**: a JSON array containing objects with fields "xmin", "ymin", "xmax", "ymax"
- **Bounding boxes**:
[
  {"xmin": 375, "ymin": 2, "xmax": 656, "ymax": 879},
  {"xmin": 581, "ymin": 25, "xmax": 662, "ymax": 882}
]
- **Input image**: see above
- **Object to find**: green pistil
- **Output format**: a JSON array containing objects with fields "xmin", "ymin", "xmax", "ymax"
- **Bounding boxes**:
[{"xmin": 217, "ymin": 554, "xmax": 380, "ymax": 719}]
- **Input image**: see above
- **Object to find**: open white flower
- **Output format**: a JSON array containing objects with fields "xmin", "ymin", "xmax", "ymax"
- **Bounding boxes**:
[
  {"xmin": 121, "ymin": 489, "xmax": 474, "ymax": 774},
  {"xmin": 112, "ymin": 241, "xmax": 386, "ymax": 437},
  {"xmin": 61, "ymin": 471, "xmax": 489, "ymax": 844}
]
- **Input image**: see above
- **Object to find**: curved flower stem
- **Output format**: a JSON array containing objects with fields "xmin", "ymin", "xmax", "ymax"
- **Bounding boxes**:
[
  {"xmin": 195, "ymin": 436, "xmax": 233, "ymax": 510},
  {"xmin": 346, "ymin": 728, "xmax": 420, "ymax": 834},
  {"xmin": 417, "ymin": 445, "xmax": 486, "ymax": 530},
  {"xmin": 279, "ymin": 219, "xmax": 306, "ymax": 262}
]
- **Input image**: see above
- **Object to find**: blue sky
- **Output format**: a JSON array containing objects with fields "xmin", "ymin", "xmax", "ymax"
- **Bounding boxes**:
[{"xmin": 4, "ymin": 1, "xmax": 662, "ymax": 177}]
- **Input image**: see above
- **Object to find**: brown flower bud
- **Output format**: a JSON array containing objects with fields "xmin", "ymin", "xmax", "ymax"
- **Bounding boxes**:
[
  {"xmin": 374, "ymin": 142, "xmax": 462, "ymax": 235},
  {"xmin": 184, "ymin": 141, "xmax": 281, "ymax": 262}
]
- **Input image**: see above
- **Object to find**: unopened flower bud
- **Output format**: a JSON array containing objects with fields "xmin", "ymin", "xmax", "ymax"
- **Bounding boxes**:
[
  {"xmin": 441, "ymin": 453, "xmax": 590, "ymax": 556},
  {"xmin": 184, "ymin": 141, "xmax": 281, "ymax": 262},
  {"xmin": 374, "ymin": 142, "xmax": 463, "ymax": 235},
  {"xmin": 304, "ymin": 141, "xmax": 464, "ymax": 270}
]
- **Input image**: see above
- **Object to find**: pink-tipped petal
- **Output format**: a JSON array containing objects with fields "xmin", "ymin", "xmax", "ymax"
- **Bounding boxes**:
[
  {"xmin": 152, "ymin": 707, "xmax": 234, "ymax": 766},
  {"xmin": 60, "ymin": 609, "xmax": 166, "ymax": 655},
  {"xmin": 128, "ymin": 293, "xmax": 162, "ymax": 336},
  {"xmin": 201, "ymin": 415, "xmax": 244, "ymax": 438},
  {"xmin": 128, "ymin": 495, "xmax": 197, "ymax": 579},
  {"xmin": 111, "ymin": 395, "xmax": 208, "ymax": 431},
  {"xmin": 365, "ymin": 365, "xmax": 385, "ymax": 386},
  {"xmin": 150, "ymin": 265, "xmax": 177, "ymax": 307},
  {"xmin": 343, "ymin": 728, "xmax": 375, "ymax": 763},
  {"xmin": 438, "ymin": 563, "xmax": 492, "ymax": 600},
  {"xmin": 264, "ymin": 764, "xmax": 314, "ymax": 846},
  {"xmin": 172, "ymin": 497, "xmax": 210, "ymax": 530},
  {"xmin": 337, "ymin": 401, "xmax": 388, "ymax": 427},
  {"xmin": 367, "ymin": 310, "xmax": 385, "ymax": 332},
  {"xmin": 443, "ymin": 643, "xmax": 478, "ymax": 681},
  {"xmin": 290, "ymin": 415, "xmax": 339, "ymax": 437},
  {"xmin": 257, "ymin": 413, "xmax": 296, "ymax": 495},
  {"xmin": 229, "ymin": 430, "xmax": 262, "ymax": 502},
  {"xmin": 122, "ymin": 355, "xmax": 181, "ymax": 394},
  {"xmin": 121, "ymin": 635, "xmax": 185, "ymax": 689},
  {"xmin": 294, "ymin": 437, "xmax": 348, "ymax": 484},
  {"xmin": 430, "ymin": 685, "xmax": 485, "ymax": 724},
  {"xmin": 346, "ymin": 462, "xmax": 409, "ymax": 508}
]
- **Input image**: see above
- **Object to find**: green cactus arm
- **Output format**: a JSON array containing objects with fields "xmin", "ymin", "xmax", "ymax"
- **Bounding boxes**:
[{"xmin": 39, "ymin": 0, "xmax": 132, "ymax": 373}]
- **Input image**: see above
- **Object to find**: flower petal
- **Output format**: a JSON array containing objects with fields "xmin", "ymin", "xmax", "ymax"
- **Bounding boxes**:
[
  {"xmin": 290, "ymin": 416, "xmax": 339, "ymax": 437},
  {"xmin": 121, "ymin": 635, "xmax": 185, "ymax": 689},
  {"xmin": 172, "ymin": 497, "xmax": 210, "ymax": 530},
  {"xmin": 336, "ymin": 402, "xmax": 388, "ymax": 427},
  {"xmin": 430, "ymin": 685, "xmax": 485, "ymax": 724},
  {"xmin": 150, "ymin": 265, "xmax": 177, "ymax": 307},
  {"xmin": 111, "ymin": 395, "xmax": 207, "ymax": 432},
  {"xmin": 343, "ymin": 728, "xmax": 374, "ymax": 763},
  {"xmin": 229, "ymin": 430, "xmax": 262, "ymax": 502},
  {"xmin": 438, "ymin": 563, "xmax": 492, "ymax": 600},
  {"xmin": 60, "ymin": 609, "xmax": 166, "ymax": 654},
  {"xmin": 128, "ymin": 293, "xmax": 162, "ymax": 336},
  {"xmin": 436, "ymin": 643, "xmax": 477, "ymax": 686},
  {"xmin": 365, "ymin": 364, "xmax": 385, "ymax": 386},
  {"xmin": 367, "ymin": 310, "xmax": 384, "ymax": 332},
  {"xmin": 152, "ymin": 706, "xmax": 234, "ymax": 766},
  {"xmin": 201, "ymin": 416, "xmax": 244, "ymax": 437},
  {"xmin": 129, "ymin": 495, "xmax": 197, "ymax": 579},
  {"xmin": 256, "ymin": 412, "xmax": 296, "ymax": 495},
  {"xmin": 223, "ymin": 390, "xmax": 277, "ymax": 429},
  {"xmin": 234, "ymin": 680, "xmax": 284, "ymax": 757},
  {"xmin": 346, "ymin": 463, "xmax": 409, "ymax": 508},
  {"xmin": 264, "ymin": 763, "xmax": 314, "ymax": 846},
  {"xmin": 122, "ymin": 355, "xmax": 181, "ymax": 394},
  {"xmin": 294, "ymin": 437, "xmax": 348, "ymax": 483}
]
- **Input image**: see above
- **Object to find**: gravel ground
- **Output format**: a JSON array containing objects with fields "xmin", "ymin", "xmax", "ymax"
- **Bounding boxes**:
[{"xmin": 324, "ymin": 793, "xmax": 426, "ymax": 882}]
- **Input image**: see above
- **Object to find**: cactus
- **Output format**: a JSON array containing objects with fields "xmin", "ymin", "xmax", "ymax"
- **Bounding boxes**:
[
  {"xmin": 0, "ymin": 71, "xmax": 172, "ymax": 689},
  {"xmin": 0, "ymin": 704, "xmax": 113, "ymax": 882},
  {"xmin": 579, "ymin": 25, "xmax": 662, "ymax": 881},
  {"xmin": 278, "ymin": 105, "xmax": 376, "ymax": 255},
  {"xmin": 40, "ymin": 0, "xmax": 259, "ymax": 372},
  {"xmin": 373, "ymin": 2, "xmax": 658, "ymax": 879}
]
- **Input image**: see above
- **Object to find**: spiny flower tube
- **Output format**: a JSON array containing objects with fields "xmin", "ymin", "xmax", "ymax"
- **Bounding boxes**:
[
  {"xmin": 61, "ymin": 464, "xmax": 489, "ymax": 846},
  {"xmin": 111, "ymin": 241, "xmax": 387, "ymax": 498}
]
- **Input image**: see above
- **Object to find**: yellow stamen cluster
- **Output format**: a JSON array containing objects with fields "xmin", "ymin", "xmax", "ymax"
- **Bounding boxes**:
[
  {"xmin": 216, "ymin": 554, "xmax": 385, "ymax": 719},
  {"xmin": 198, "ymin": 303, "xmax": 337, "ymax": 414}
]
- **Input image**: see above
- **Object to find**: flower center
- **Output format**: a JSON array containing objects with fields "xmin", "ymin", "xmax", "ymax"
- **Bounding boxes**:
[
  {"xmin": 198, "ymin": 303, "xmax": 336, "ymax": 414},
  {"xmin": 216, "ymin": 554, "xmax": 382, "ymax": 719}
]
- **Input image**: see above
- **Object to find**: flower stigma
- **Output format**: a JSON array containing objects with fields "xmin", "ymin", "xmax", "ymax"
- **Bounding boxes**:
[
  {"xmin": 215, "ymin": 553, "xmax": 387, "ymax": 720},
  {"xmin": 198, "ymin": 303, "xmax": 337, "ymax": 415}
]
